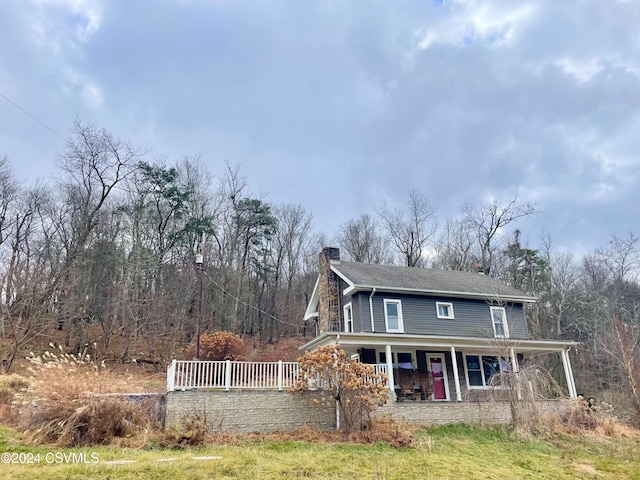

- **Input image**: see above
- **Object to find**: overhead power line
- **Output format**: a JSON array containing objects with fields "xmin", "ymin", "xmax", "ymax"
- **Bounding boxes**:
[
  {"xmin": 202, "ymin": 269, "xmax": 301, "ymax": 329},
  {"xmin": 0, "ymin": 92, "xmax": 66, "ymax": 141}
]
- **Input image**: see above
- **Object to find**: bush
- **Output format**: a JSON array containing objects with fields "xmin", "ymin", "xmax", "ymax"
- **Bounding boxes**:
[
  {"xmin": 293, "ymin": 344, "xmax": 389, "ymax": 432},
  {"xmin": 14, "ymin": 349, "xmax": 159, "ymax": 447},
  {"xmin": 542, "ymin": 398, "xmax": 640, "ymax": 438},
  {"xmin": 156, "ymin": 415, "xmax": 210, "ymax": 448},
  {"xmin": 184, "ymin": 331, "xmax": 246, "ymax": 361}
]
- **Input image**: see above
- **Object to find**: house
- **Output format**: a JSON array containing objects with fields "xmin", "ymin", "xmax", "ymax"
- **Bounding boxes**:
[{"xmin": 300, "ymin": 247, "xmax": 578, "ymax": 402}]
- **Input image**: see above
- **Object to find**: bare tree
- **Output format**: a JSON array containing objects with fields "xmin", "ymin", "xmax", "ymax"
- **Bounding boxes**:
[
  {"xmin": 594, "ymin": 231, "xmax": 640, "ymax": 284},
  {"xmin": 0, "ymin": 155, "xmax": 20, "ymax": 248},
  {"xmin": 377, "ymin": 190, "xmax": 436, "ymax": 267},
  {"xmin": 605, "ymin": 314, "xmax": 640, "ymax": 425},
  {"xmin": 336, "ymin": 214, "xmax": 393, "ymax": 264},
  {"xmin": 461, "ymin": 196, "xmax": 536, "ymax": 275},
  {"xmin": 269, "ymin": 204, "xmax": 314, "ymax": 338},
  {"xmin": 52, "ymin": 121, "xmax": 143, "ymax": 352},
  {"xmin": 57, "ymin": 120, "xmax": 142, "ymax": 261},
  {"xmin": 432, "ymin": 218, "xmax": 475, "ymax": 271}
]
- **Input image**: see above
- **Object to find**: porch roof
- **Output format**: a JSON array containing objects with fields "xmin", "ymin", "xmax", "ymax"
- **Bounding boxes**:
[{"xmin": 299, "ymin": 332, "xmax": 578, "ymax": 356}]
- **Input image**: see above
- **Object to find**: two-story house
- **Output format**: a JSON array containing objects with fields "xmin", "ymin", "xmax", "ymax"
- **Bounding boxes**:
[{"xmin": 301, "ymin": 247, "xmax": 578, "ymax": 402}]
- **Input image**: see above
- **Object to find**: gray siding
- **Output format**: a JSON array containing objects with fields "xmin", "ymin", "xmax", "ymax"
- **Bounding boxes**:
[{"xmin": 346, "ymin": 292, "xmax": 530, "ymax": 340}]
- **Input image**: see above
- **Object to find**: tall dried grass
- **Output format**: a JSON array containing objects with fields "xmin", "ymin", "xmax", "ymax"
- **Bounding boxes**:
[
  {"xmin": 542, "ymin": 398, "xmax": 640, "ymax": 438},
  {"xmin": 12, "ymin": 347, "xmax": 161, "ymax": 447}
]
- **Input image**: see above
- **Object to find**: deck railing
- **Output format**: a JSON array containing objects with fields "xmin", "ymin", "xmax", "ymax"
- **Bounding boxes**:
[
  {"xmin": 167, "ymin": 360, "xmax": 300, "ymax": 392},
  {"xmin": 167, "ymin": 360, "xmax": 389, "ymax": 392}
]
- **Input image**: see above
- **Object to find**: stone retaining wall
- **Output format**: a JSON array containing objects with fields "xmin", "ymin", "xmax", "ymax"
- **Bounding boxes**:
[
  {"xmin": 165, "ymin": 390, "xmax": 569, "ymax": 433},
  {"xmin": 165, "ymin": 390, "xmax": 336, "ymax": 434}
]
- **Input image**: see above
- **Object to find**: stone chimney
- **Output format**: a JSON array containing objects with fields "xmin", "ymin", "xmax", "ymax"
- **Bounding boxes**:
[{"xmin": 317, "ymin": 247, "xmax": 341, "ymax": 333}]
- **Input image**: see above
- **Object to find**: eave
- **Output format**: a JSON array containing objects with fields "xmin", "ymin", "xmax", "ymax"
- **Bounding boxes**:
[
  {"xmin": 299, "ymin": 332, "xmax": 577, "ymax": 356},
  {"xmin": 342, "ymin": 284, "xmax": 537, "ymax": 303}
]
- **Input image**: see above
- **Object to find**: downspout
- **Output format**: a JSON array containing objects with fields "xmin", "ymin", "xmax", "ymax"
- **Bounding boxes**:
[{"xmin": 369, "ymin": 288, "xmax": 376, "ymax": 333}]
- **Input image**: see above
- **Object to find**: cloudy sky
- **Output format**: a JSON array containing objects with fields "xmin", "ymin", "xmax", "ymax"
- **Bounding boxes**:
[{"xmin": 0, "ymin": 0, "xmax": 638, "ymax": 253}]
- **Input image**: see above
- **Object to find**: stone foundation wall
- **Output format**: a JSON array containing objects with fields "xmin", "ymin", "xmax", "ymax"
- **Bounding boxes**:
[
  {"xmin": 166, "ymin": 390, "xmax": 570, "ymax": 433},
  {"xmin": 375, "ymin": 399, "xmax": 569, "ymax": 426},
  {"xmin": 375, "ymin": 401, "xmax": 512, "ymax": 425},
  {"xmin": 165, "ymin": 390, "xmax": 336, "ymax": 434}
]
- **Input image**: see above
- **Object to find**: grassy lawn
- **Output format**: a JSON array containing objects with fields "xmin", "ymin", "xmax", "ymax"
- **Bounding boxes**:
[{"xmin": 1, "ymin": 424, "xmax": 639, "ymax": 479}]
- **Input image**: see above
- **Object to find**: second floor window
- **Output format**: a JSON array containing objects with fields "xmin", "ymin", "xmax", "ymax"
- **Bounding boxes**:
[
  {"xmin": 436, "ymin": 302, "xmax": 454, "ymax": 319},
  {"xmin": 490, "ymin": 306, "xmax": 509, "ymax": 338},
  {"xmin": 383, "ymin": 299, "xmax": 404, "ymax": 333}
]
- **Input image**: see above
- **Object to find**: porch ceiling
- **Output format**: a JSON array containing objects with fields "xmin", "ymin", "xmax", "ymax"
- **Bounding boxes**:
[{"xmin": 298, "ymin": 332, "xmax": 578, "ymax": 356}]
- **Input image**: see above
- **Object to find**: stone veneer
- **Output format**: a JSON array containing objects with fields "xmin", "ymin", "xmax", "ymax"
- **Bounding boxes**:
[
  {"xmin": 165, "ymin": 390, "xmax": 569, "ymax": 433},
  {"xmin": 165, "ymin": 390, "xmax": 336, "ymax": 434}
]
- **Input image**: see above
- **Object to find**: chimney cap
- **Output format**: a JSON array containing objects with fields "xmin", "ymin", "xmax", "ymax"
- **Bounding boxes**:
[{"xmin": 321, "ymin": 247, "xmax": 341, "ymax": 262}]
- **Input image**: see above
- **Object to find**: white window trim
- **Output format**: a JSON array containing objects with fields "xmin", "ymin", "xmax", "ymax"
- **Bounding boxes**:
[
  {"xmin": 383, "ymin": 299, "xmax": 404, "ymax": 333},
  {"xmin": 463, "ymin": 353, "xmax": 509, "ymax": 389},
  {"xmin": 490, "ymin": 306, "xmax": 510, "ymax": 338},
  {"xmin": 343, "ymin": 302, "xmax": 353, "ymax": 333},
  {"xmin": 435, "ymin": 301, "xmax": 455, "ymax": 319}
]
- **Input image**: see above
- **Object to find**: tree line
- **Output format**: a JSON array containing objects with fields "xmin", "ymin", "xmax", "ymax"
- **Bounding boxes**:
[{"xmin": 0, "ymin": 122, "xmax": 637, "ymax": 420}]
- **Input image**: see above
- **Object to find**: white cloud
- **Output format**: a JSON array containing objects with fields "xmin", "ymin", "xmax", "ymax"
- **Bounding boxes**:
[
  {"xmin": 30, "ymin": 0, "xmax": 103, "ymax": 50},
  {"xmin": 80, "ymin": 82, "xmax": 104, "ymax": 109},
  {"xmin": 417, "ymin": 2, "xmax": 536, "ymax": 49},
  {"xmin": 555, "ymin": 57, "xmax": 604, "ymax": 83}
]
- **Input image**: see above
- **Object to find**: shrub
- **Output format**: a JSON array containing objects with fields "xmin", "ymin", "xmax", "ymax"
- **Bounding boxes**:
[
  {"xmin": 184, "ymin": 331, "xmax": 246, "ymax": 361},
  {"xmin": 542, "ymin": 398, "xmax": 640, "ymax": 438},
  {"xmin": 292, "ymin": 344, "xmax": 389, "ymax": 432},
  {"xmin": 14, "ymin": 349, "xmax": 158, "ymax": 447},
  {"xmin": 0, "ymin": 374, "xmax": 29, "ymax": 424},
  {"xmin": 156, "ymin": 414, "xmax": 210, "ymax": 448}
]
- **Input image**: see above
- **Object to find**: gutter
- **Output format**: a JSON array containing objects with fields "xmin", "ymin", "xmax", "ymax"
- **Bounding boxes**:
[{"xmin": 343, "ymin": 284, "xmax": 537, "ymax": 303}]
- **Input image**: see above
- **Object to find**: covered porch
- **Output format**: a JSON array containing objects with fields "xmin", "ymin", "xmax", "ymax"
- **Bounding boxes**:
[{"xmin": 299, "ymin": 332, "xmax": 579, "ymax": 402}]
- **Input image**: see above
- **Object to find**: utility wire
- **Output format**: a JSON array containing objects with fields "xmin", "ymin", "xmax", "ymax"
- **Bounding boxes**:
[
  {"xmin": 0, "ymin": 92, "xmax": 67, "ymax": 141},
  {"xmin": 201, "ymin": 269, "xmax": 302, "ymax": 328}
]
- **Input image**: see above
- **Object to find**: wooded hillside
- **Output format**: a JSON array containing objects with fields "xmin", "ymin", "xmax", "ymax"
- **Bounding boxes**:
[{"xmin": 0, "ymin": 122, "xmax": 638, "ymax": 423}]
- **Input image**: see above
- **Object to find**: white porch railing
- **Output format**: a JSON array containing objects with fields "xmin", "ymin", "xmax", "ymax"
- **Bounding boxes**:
[
  {"xmin": 373, "ymin": 364, "xmax": 387, "ymax": 377},
  {"xmin": 167, "ymin": 360, "xmax": 300, "ymax": 392},
  {"xmin": 167, "ymin": 360, "xmax": 389, "ymax": 392}
]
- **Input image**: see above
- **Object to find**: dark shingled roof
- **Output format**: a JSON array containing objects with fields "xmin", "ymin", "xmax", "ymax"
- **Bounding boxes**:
[{"xmin": 332, "ymin": 261, "xmax": 535, "ymax": 302}]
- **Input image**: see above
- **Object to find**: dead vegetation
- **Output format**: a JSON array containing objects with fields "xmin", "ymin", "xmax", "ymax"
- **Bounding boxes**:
[
  {"xmin": 1, "ymin": 347, "xmax": 162, "ymax": 447},
  {"xmin": 540, "ymin": 398, "xmax": 640, "ymax": 439},
  {"xmin": 157, "ymin": 414, "xmax": 416, "ymax": 449}
]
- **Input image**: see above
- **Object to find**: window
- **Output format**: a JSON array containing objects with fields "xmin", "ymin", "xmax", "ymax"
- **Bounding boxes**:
[
  {"xmin": 490, "ymin": 306, "xmax": 509, "ymax": 338},
  {"xmin": 465, "ymin": 355, "xmax": 508, "ymax": 388},
  {"xmin": 383, "ymin": 299, "xmax": 404, "ymax": 333},
  {"xmin": 397, "ymin": 352, "xmax": 414, "ymax": 369},
  {"xmin": 436, "ymin": 302, "xmax": 454, "ymax": 319},
  {"xmin": 343, "ymin": 303, "xmax": 353, "ymax": 333},
  {"xmin": 378, "ymin": 351, "xmax": 414, "ymax": 369}
]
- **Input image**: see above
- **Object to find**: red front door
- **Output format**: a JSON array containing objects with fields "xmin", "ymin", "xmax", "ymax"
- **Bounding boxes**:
[{"xmin": 428, "ymin": 355, "xmax": 449, "ymax": 401}]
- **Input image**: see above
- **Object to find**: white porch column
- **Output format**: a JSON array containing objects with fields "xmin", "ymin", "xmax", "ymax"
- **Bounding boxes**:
[
  {"xmin": 565, "ymin": 349, "xmax": 577, "ymax": 398},
  {"xmin": 560, "ymin": 349, "xmax": 577, "ymax": 398},
  {"xmin": 450, "ymin": 346, "xmax": 462, "ymax": 402},
  {"xmin": 385, "ymin": 344, "xmax": 395, "ymax": 397},
  {"xmin": 510, "ymin": 347, "xmax": 521, "ymax": 401}
]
